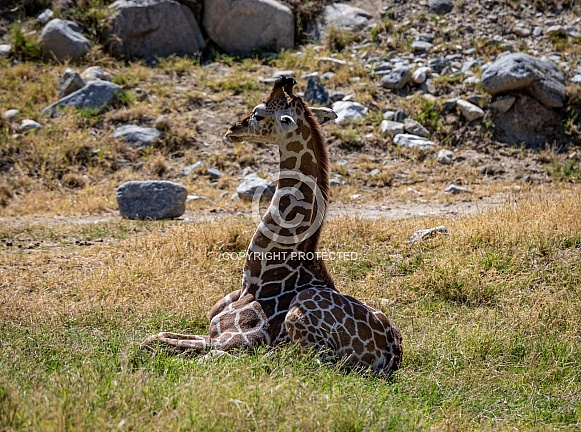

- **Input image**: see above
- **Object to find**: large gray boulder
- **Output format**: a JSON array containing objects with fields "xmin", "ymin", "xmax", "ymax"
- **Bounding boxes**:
[
  {"xmin": 204, "ymin": 0, "xmax": 294, "ymax": 55},
  {"xmin": 108, "ymin": 0, "xmax": 205, "ymax": 60},
  {"xmin": 308, "ymin": 3, "xmax": 372, "ymax": 41},
  {"xmin": 43, "ymin": 81, "xmax": 122, "ymax": 115},
  {"xmin": 40, "ymin": 19, "xmax": 92, "ymax": 61},
  {"xmin": 116, "ymin": 180, "xmax": 187, "ymax": 220},
  {"xmin": 481, "ymin": 53, "xmax": 566, "ymax": 108}
]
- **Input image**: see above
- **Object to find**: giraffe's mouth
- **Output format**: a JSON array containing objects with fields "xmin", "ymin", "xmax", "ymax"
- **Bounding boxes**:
[{"xmin": 224, "ymin": 130, "xmax": 245, "ymax": 142}]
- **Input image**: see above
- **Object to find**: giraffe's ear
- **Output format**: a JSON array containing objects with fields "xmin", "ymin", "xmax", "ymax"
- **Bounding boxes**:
[{"xmin": 309, "ymin": 107, "xmax": 338, "ymax": 125}]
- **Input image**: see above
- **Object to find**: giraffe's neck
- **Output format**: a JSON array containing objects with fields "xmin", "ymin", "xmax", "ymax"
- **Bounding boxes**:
[
  {"xmin": 242, "ymin": 105, "xmax": 331, "ymax": 302},
  {"xmin": 255, "ymin": 111, "xmax": 327, "ymax": 253}
]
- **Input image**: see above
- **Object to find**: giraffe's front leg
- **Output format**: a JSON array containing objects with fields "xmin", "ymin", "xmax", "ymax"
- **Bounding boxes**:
[{"xmin": 142, "ymin": 332, "xmax": 212, "ymax": 353}]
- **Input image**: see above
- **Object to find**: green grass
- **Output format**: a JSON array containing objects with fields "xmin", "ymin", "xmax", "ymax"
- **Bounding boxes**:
[{"xmin": 1, "ymin": 189, "xmax": 580, "ymax": 430}]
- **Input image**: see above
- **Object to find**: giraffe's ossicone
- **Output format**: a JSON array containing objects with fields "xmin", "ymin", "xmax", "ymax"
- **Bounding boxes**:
[{"xmin": 142, "ymin": 76, "xmax": 402, "ymax": 376}]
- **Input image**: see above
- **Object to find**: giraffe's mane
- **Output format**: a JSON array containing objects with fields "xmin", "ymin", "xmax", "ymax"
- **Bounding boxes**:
[{"xmin": 296, "ymin": 97, "xmax": 330, "ymax": 203}]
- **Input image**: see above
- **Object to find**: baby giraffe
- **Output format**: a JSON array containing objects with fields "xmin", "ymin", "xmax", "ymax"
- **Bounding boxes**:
[{"xmin": 143, "ymin": 76, "xmax": 402, "ymax": 375}]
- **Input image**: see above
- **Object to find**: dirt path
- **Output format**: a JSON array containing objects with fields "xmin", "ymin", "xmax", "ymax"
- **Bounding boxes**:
[{"xmin": 0, "ymin": 194, "xmax": 507, "ymax": 229}]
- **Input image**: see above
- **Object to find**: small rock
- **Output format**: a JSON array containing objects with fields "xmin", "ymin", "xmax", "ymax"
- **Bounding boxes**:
[
  {"xmin": 81, "ymin": 66, "xmax": 114, "ymax": 82},
  {"xmin": 187, "ymin": 195, "xmax": 206, "ymax": 201},
  {"xmin": 154, "ymin": 115, "xmax": 170, "ymax": 131},
  {"xmin": 37, "ymin": 9, "xmax": 54, "ymax": 24},
  {"xmin": 437, "ymin": 149, "xmax": 453, "ymax": 165},
  {"xmin": 412, "ymin": 41, "xmax": 433, "ymax": 53},
  {"xmin": 304, "ymin": 78, "xmax": 329, "ymax": 105},
  {"xmin": 444, "ymin": 184, "xmax": 471, "ymax": 194},
  {"xmin": 330, "ymin": 92, "xmax": 345, "ymax": 102},
  {"xmin": 410, "ymin": 226, "xmax": 448, "ymax": 243},
  {"xmin": 19, "ymin": 119, "xmax": 42, "ymax": 132},
  {"xmin": 463, "ymin": 76, "xmax": 481, "ymax": 86},
  {"xmin": 207, "ymin": 168, "xmax": 222, "ymax": 179},
  {"xmin": 404, "ymin": 118, "xmax": 429, "ymax": 138},
  {"xmin": 272, "ymin": 70, "xmax": 295, "ymax": 78},
  {"xmin": 332, "ymin": 101, "xmax": 368, "ymax": 124},
  {"xmin": 134, "ymin": 88, "xmax": 149, "ymax": 101},
  {"xmin": 183, "ymin": 161, "xmax": 203, "ymax": 175},
  {"xmin": 3, "ymin": 109, "xmax": 19, "ymax": 121},
  {"xmin": 571, "ymin": 75, "xmax": 581, "ymax": 84},
  {"xmin": 350, "ymin": 194, "xmax": 361, "ymax": 200},
  {"xmin": 428, "ymin": 0, "xmax": 453, "ymax": 15},
  {"xmin": 0, "ymin": 44, "xmax": 12, "ymax": 58},
  {"xmin": 383, "ymin": 111, "xmax": 395, "ymax": 120},
  {"xmin": 533, "ymin": 26, "xmax": 543, "ymax": 37},
  {"xmin": 547, "ymin": 25, "xmax": 566, "ymax": 37},
  {"xmin": 380, "ymin": 120, "xmax": 404, "ymax": 135},
  {"xmin": 116, "ymin": 180, "xmax": 187, "ymax": 220},
  {"xmin": 317, "ymin": 57, "xmax": 347, "ymax": 71},
  {"xmin": 393, "ymin": 134, "xmax": 435, "ymax": 151},
  {"xmin": 40, "ymin": 19, "xmax": 92, "ymax": 61},
  {"xmin": 443, "ymin": 98, "xmax": 459, "ymax": 111},
  {"xmin": 236, "ymin": 173, "xmax": 275, "ymax": 202},
  {"xmin": 466, "ymin": 95, "xmax": 487, "ymax": 108},
  {"xmin": 113, "ymin": 125, "xmax": 163, "ymax": 148},
  {"xmin": 457, "ymin": 99, "xmax": 485, "ymax": 121},
  {"xmin": 58, "ymin": 68, "xmax": 85, "ymax": 98},
  {"xmin": 43, "ymin": 81, "xmax": 123, "ymax": 115},
  {"xmin": 394, "ymin": 110, "xmax": 408, "ymax": 122},
  {"xmin": 369, "ymin": 169, "xmax": 380, "ymax": 177},
  {"xmin": 513, "ymin": 26, "xmax": 531, "ymax": 37},
  {"xmin": 490, "ymin": 96, "xmax": 515, "ymax": 113},
  {"xmin": 412, "ymin": 66, "xmax": 431, "ymax": 84},
  {"xmin": 381, "ymin": 67, "xmax": 412, "ymax": 90}
]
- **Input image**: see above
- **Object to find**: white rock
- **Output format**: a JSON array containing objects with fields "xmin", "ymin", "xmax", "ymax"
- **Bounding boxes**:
[
  {"xmin": 445, "ymin": 184, "xmax": 471, "ymax": 194},
  {"xmin": 457, "ymin": 99, "xmax": 485, "ymax": 121},
  {"xmin": 3, "ymin": 109, "xmax": 19, "ymax": 121},
  {"xmin": 81, "ymin": 66, "xmax": 114, "ymax": 82},
  {"xmin": 0, "ymin": 44, "xmax": 12, "ymax": 58},
  {"xmin": 380, "ymin": 120, "xmax": 404, "ymax": 135},
  {"xmin": 412, "ymin": 66, "xmax": 432, "ymax": 84},
  {"xmin": 437, "ymin": 149, "xmax": 453, "ymax": 165},
  {"xmin": 332, "ymin": 101, "xmax": 368, "ymax": 124},
  {"xmin": 37, "ymin": 9, "xmax": 54, "ymax": 24},
  {"xmin": 19, "ymin": 119, "xmax": 42, "ymax": 132},
  {"xmin": 393, "ymin": 134, "xmax": 435, "ymax": 151}
]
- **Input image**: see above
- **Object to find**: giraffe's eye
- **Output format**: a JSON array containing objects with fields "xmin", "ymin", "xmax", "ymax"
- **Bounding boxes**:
[{"xmin": 254, "ymin": 114, "xmax": 264, "ymax": 122}]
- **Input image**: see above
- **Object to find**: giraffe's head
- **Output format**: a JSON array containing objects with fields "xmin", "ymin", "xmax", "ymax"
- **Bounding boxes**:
[{"xmin": 225, "ymin": 76, "xmax": 336, "ymax": 144}]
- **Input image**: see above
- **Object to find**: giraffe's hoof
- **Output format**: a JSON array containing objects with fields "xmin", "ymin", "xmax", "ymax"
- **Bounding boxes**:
[
  {"xmin": 201, "ymin": 349, "xmax": 231, "ymax": 361},
  {"xmin": 141, "ymin": 333, "xmax": 162, "ymax": 347}
]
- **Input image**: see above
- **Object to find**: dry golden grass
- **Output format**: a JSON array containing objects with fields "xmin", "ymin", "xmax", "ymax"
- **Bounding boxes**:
[{"xmin": 0, "ymin": 186, "xmax": 580, "ymax": 430}]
